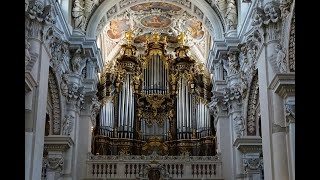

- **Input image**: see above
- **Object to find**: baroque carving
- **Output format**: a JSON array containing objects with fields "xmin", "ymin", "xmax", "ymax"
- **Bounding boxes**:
[
  {"xmin": 285, "ymin": 102, "xmax": 295, "ymax": 123},
  {"xmin": 25, "ymin": 0, "xmax": 55, "ymax": 38},
  {"xmin": 91, "ymin": 96, "xmax": 101, "ymax": 127},
  {"xmin": 47, "ymin": 157, "xmax": 64, "ymax": 171},
  {"xmin": 48, "ymin": 70, "xmax": 62, "ymax": 135},
  {"xmin": 234, "ymin": 116, "xmax": 245, "ymax": 138},
  {"xmin": 288, "ymin": 10, "xmax": 295, "ymax": 72},
  {"xmin": 67, "ymin": 83, "xmax": 85, "ymax": 109},
  {"xmin": 60, "ymin": 72, "xmax": 69, "ymax": 97},
  {"xmin": 275, "ymin": 44, "xmax": 287, "ymax": 73},
  {"xmin": 252, "ymin": 2, "xmax": 280, "ymax": 28},
  {"xmin": 225, "ymin": 0, "xmax": 237, "ymax": 31},
  {"xmin": 62, "ymin": 114, "xmax": 74, "ymax": 135},
  {"xmin": 247, "ymin": 75, "xmax": 258, "ymax": 136},
  {"xmin": 72, "ymin": 0, "xmax": 86, "ymax": 31},
  {"xmin": 243, "ymin": 157, "xmax": 263, "ymax": 171},
  {"xmin": 279, "ymin": 0, "xmax": 293, "ymax": 19},
  {"xmin": 70, "ymin": 48, "xmax": 87, "ymax": 75},
  {"xmin": 49, "ymin": 36, "xmax": 70, "ymax": 71}
]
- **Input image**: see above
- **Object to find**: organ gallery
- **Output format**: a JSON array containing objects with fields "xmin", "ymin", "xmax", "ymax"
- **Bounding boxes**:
[{"xmin": 93, "ymin": 31, "xmax": 216, "ymax": 156}]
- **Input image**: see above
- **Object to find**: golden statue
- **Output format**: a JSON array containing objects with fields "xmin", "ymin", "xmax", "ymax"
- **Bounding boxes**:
[
  {"xmin": 177, "ymin": 32, "xmax": 186, "ymax": 46},
  {"xmin": 125, "ymin": 30, "xmax": 134, "ymax": 45}
]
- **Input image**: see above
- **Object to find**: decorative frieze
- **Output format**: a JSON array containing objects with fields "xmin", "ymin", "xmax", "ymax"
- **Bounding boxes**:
[{"xmin": 44, "ymin": 136, "xmax": 74, "ymax": 151}]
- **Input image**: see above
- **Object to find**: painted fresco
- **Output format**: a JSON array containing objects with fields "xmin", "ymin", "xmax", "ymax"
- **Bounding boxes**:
[
  {"xmin": 107, "ymin": 19, "xmax": 130, "ymax": 39},
  {"xmin": 184, "ymin": 19, "xmax": 204, "ymax": 40},
  {"xmin": 130, "ymin": 2, "xmax": 181, "ymax": 12},
  {"xmin": 141, "ymin": 15, "xmax": 171, "ymax": 29}
]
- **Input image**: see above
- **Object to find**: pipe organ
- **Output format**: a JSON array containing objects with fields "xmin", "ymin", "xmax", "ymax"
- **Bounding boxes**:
[{"xmin": 94, "ymin": 31, "xmax": 215, "ymax": 156}]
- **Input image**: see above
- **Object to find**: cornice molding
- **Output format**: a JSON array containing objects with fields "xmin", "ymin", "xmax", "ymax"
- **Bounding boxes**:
[
  {"xmin": 233, "ymin": 136, "xmax": 262, "ymax": 153},
  {"xmin": 269, "ymin": 73, "xmax": 295, "ymax": 98},
  {"xmin": 44, "ymin": 136, "xmax": 74, "ymax": 152}
]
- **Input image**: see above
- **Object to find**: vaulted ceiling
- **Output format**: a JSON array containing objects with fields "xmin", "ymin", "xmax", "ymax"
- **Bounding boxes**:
[{"xmin": 78, "ymin": 0, "xmax": 229, "ymax": 68}]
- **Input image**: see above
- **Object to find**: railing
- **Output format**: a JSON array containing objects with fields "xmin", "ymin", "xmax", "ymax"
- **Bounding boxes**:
[{"xmin": 85, "ymin": 153, "xmax": 223, "ymax": 179}]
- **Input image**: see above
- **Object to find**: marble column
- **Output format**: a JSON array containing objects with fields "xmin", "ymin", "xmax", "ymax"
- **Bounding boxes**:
[
  {"xmin": 252, "ymin": 1, "xmax": 292, "ymax": 179},
  {"xmin": 209, "ymin": 93, "xmax": 234, "ymax": 180},
  {"xmin": 285, "ymin": 97, "xmax": 295, "ymax": 180},
  {"xmin": 63, "ymin": 73, "xmax": 84, "ymax": 180},
  {"xmin": 269, "ymin": 74, "xmax": 295, "ymax": 180},
  {"xmin": 25, "ymin": 1, "xmax": 54, "ymax": 179},
  {"xmin": 74, "ymin": 92, "xmax": 100, "ymax": 180}
]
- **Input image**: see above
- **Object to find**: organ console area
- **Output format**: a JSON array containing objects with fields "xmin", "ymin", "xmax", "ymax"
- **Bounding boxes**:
[{"xmin": 93, "ymin": 30, "xmax": 216, "ymax": 156}]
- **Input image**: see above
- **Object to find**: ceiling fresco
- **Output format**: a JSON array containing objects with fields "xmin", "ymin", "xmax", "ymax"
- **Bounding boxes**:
[
  {"xmin": 107, "ymin": 19, "xmax": 130, "ymax": 39},
  {"xmin": 98, "ymin": 2, "xmax": 212, "ymax": 65},
  {"xmin": 184, "ymin": 19, "xmax": 205, "ymax": 40},
  {"xmin": 140, "ymin": 15, "xmax": 171, "ymax": 29}
]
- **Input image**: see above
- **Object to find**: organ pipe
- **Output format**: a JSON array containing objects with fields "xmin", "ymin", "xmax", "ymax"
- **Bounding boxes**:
[{"xmin": 95, "ymin": 31, "xmax": 215, "ymax": 156}]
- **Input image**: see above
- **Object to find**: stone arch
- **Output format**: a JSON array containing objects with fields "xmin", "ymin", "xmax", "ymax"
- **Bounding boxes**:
[
  {"xmin": 48, "ymin": 68, "xmax": 62, "ymax": 135},
  {"xmin": 246, "ymin": 72, "xmax": 259, "ymax": 136},
  {"xmin": 85, "ymin": 0, "xmax": 225, "ymax": 40}
]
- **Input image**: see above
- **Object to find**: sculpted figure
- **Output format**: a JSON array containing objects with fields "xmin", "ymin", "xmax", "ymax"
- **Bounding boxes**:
[
  {"xmin": 225, "ymin": 0, "xmax": 237, "ymax": 30},
  {"xmin": 60, "ymin": 72, "xmax": 69, "ymax": 97},
  {"xmin": 70, "ymin": 48, "xmax": 84, "ymax": 74},
  {"xmin": 275, "ymin": 44, "xmax": 287, "ymax": 73},
  {"xmin": 72, "ymin": 0, "xmax": 86, "ymax": 31}
]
